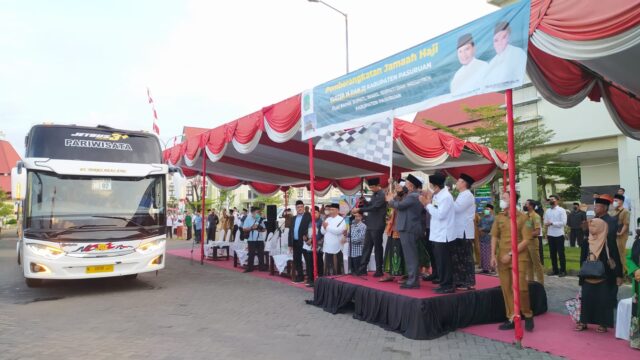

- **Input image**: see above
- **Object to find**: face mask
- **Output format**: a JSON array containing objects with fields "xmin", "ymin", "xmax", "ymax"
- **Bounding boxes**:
[
  {"xmin": 613, "ymin": 200, "xmax": 620, "ymax": 208},
  {"xmin": 522, "ymin": 205, "xmax": 529, "ymax": 212},
  {"xmin": 324, "ymin": 210, "xmax": 329, "ymax": 215},
  {"xmin": 483, "ymin": 209, "xmax": 490, "ymax": 215},
  {"xmin": 499, "ymin": 199, "xmax": 508, "ymax": 209},
  {"xmin": 573, "ymin": 206, "xmax": 578, "ymax": 211}
]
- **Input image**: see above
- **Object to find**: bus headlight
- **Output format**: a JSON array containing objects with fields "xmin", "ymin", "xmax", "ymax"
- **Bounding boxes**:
[
  {"xmin": 136, "ymin": 239, "xmax": 165, "ymax": 254},
  {"xmin": 25, "ymin": 243, "xmax": 65, "ymax": 259}
]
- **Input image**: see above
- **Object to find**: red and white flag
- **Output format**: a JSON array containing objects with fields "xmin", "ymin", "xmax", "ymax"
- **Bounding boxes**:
[{"xmin": 147, "ymin": 87, "xmax": 160, "ymax": 135}]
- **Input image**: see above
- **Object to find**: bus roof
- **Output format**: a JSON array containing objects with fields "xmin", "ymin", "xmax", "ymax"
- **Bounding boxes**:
[{"xmin": 25, "ymin": 124, "xmax": 162, "ymax": 164}]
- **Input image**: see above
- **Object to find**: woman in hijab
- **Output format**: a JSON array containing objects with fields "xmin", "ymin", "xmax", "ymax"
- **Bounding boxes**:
[{"xmin": 576, "ymin": 218, "xmax": 623, "ymax": 333}]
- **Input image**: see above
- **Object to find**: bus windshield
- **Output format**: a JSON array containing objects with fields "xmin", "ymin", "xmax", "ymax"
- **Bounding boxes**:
[{"xmin": 24, "ymin": 172, "xmax": 166, "ymax": 241}]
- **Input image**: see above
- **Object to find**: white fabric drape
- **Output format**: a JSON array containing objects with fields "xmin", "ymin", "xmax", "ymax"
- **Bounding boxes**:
[
  {"xmin": 183, "ymin": 148, "xmax": 201, "ymax": 167},
  {"xmin": 531, "ymin": 27, "xmax": 640, "ymax": 61},
  {"xmin": 313, "ymin": 185, "xmax": 332, "ymax": 197},
  {"xmin": 232, "ymin": 130, "xmax": 263, "ymax": 154},
  {"xmin": 205, "ymin": 144, "xmax": 227, "ymax": 163},
  {"xmin": 336, "ymin": 185, "xmax": 361, "ymax": 196},
  {"xmin": 488, "ymin": 148, "xmax": 507, "ymax": 170},
  {"xmin": 395, "ymin": 139, "xmax": 449, "ymax": 168},
  {"xmin": 264, "ymin": 117, "xmax": 300, "ymax": 143}
]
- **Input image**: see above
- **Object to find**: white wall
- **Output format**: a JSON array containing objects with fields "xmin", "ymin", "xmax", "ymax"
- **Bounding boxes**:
[
  {"xmin": 580, "ymin": 157, "xmax": 620, "ymax": 186},
  {"xmin": 537, "ymin": 97, "xmax": 620, "ymax": 145}
]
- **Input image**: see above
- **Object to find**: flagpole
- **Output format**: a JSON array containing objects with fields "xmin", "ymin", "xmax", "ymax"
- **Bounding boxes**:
[
  {"xmin": 389, "ymin": 117, "xmax": 395, "ymax": 185},
  {"xmin": 309, "ymin": 139, "xmax": 318, "ymax": 281},
  {"xmin": 147, "ymin": 87, "xmax": 160, "ymax": 135},
  {"xmin": 201, "ymin": 152, "xmax": 207, "ymax": 266},
  {"xmin": 506, "ymin": 89, "xmax": 523, "ymax": 346}
]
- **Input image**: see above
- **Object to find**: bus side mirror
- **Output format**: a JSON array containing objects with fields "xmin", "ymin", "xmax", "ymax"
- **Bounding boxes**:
[{"xmin": 11, "ymin": 165, "xmax": 27, "ymax": 200}]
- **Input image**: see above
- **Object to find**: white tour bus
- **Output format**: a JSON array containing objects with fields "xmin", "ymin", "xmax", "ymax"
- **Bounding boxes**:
[{"xmin": 13, "ymin": 124, "xmax": 176, "ymax": 287}]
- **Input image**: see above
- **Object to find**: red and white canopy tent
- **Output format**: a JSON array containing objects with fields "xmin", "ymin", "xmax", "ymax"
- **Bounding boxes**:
[
  {"xmin": 527, "ymin": 0, "xmax": 640, "ymax": 138},
  {"xmin": 163, "ymin": 94, "xmax": 507, "ymax": 197},
  {"xmin": 162, "ymin": 94, "xmax": 507, "ymax": 294}
]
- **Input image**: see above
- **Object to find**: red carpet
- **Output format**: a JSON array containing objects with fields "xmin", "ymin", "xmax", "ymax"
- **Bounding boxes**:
[
  {"xmin": 333, "ymin": 273, "xmax": 500, "ymax": 299},
  {"xmin": 167, "ymin": 250, "xmax": 637, "ymax": 358},
  {"xmin": 462, "ymin": 312, "xmax": 639, "ymax": 360},
  {"xmin": 166, "ymin": 248, "xmax": 312, "ymax": 292}
]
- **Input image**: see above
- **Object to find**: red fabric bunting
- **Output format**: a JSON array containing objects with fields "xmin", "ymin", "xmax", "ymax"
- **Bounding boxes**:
[
  {"xmin": 530, "ymin": 0, "xmax": 640, "ymax": 41},
  {"xmin": 184, "ymin": 133, "xmax": 204, "ymax": 160},
  {"xmin": 208, "ymin": 174, "xmax": 243, "ymax": 188},
  {"xmin": 335, "ymin": 178, "xmax": 363, "ymax": 191},
  {"xmin": 249, "ymin": 182, "xmax": 281, "ymax": 195},
  {"xmin": 263, "ymin": 94, "xmax": 301, "ymax": 133},
  {"xmin": 234, "ymin": 111, "xmax": 264, "ymax": 145},
  {"xmin": 445, "ymin": 164, "xmax": 496, "ymax": 185},
  {"xmin": 394, "ymin": 120, "xmax": 465, "ymax": 159},
  {"xmin": 604, "ymin": 84, "xmax": 640, "ymax": 130},
  {"xmin": 168, "ymin": 143, "xmax": 184, "ymax": 165},
  {"xmin": 527, "ymin": 44, "xmax": 596, "ymax": 98},
  {"xmin": 181, "ymin": 167, "xmax": 199, "ymax": 177},
  {"xmin": 206, "ymin": 122, "xmax": 235, "ymax": 156}
]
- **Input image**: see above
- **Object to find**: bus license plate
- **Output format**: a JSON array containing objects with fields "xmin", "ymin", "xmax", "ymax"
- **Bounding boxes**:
[{"xmin": 86, "ymin": 265, "xmax": 114, "ymax": 273}]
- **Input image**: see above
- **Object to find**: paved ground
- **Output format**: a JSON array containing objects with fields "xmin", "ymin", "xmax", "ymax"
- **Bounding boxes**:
[{"xmin": 2, "ymin": 228, "xmax": 630, "ymax": 360}]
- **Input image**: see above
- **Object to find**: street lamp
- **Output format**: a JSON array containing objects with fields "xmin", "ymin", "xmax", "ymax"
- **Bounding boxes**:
[
  {"xmin": 161, "ymin": 134, "xmax": 185, "ymax": 150},
  {"xmin": 308, "ymin": 0, "xmax": 349, "ymax": 74}
]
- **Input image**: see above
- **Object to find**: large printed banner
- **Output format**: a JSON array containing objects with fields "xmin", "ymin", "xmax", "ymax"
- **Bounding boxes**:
[{"xmin": 301, "ymin": 0, "xmax": 530, "ymax": 140}]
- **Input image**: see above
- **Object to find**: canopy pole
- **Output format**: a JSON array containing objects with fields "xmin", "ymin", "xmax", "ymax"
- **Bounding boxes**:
[
  {"xmin": 502, "ymin": 169, "xmax": 507, "ymax": 192},
  {"xmin": 389, "ymin": 118, "xmax": 394, "ymax": 186},
  {"xmin": 506, "ymin": 89, "xmax": 523, "ymax": 346},
  {"xmin": 201, "ymin": 153, "xmax": 207, "ymax": 265},
  {"xmin": 309, "ymin": 139, "xmax": 318, "ymax": 281}
]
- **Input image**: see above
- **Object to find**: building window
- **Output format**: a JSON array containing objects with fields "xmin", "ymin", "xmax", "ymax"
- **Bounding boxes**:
[
  {"xmin": 248, "ymin": 190, "xmax": 257, "ymax": 200},
  {"xmin": 297, "ymin": 188, "xmax": 304, "ymax": 198}
]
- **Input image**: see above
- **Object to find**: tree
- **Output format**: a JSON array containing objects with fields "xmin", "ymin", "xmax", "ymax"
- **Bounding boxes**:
[
  {"xmin": 0, "ymin": 202, "xmax": 12, "ymax": 218},
  {"xmin": 421, "ymin": 105, "xmax": 579, "ymax": 200},
  {"xmin": 253, "ymin": 194, "xmax": 281, "ymax": 208},
  {"xmin": 213, "ymin": 189, "xmax": 236, "ymax": 212}
]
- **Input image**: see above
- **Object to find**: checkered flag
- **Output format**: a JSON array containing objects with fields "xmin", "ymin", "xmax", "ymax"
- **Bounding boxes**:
[{"xmin": 316, "ymin": 118, "xmax": 393, "ymax": 167}]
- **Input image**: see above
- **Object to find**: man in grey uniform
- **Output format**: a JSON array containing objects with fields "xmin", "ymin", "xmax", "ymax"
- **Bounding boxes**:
[{"xmin": 386, "ymin": 174, "xmax": 424, "ymax": 289}]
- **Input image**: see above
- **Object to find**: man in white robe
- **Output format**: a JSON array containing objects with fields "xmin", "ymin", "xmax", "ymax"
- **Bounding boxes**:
[{"xmin": 484, "ymin": 21, "xmax": 527, "ymax": 89}]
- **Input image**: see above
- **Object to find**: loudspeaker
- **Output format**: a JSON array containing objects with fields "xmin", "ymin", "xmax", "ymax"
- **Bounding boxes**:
[{"xmin": 266, "ymin": 204, "xmax": 277, "ymax": 233}]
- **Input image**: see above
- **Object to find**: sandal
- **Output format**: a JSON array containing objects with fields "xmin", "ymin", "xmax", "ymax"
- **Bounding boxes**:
[
  {"xmin": 596, "ymin": 326, "xmax": 607, "ymax": 333},
  {"xmin": 574, "ymin": 323, "xmax": 587, "ymax": 331}
]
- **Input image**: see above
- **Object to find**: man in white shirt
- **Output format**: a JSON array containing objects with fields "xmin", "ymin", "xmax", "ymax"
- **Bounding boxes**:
[
  {"xmin": 544, "ymin": 194, "xmax": 568, "ymax": 277},
  {"xmin": 420, "ymin": 173, "xmax": 456, "ymax": 294},
  {"xmin": 450, "ymin": 33, "xmax": 489, "ymax": 97},
  {"xmin": 452, "ymin": 173, "xmax": 477, "ymax": 290},
  {"xmin": 321, "ymin": 203, "xmax": 346, "ymax": 275},
  {"xmin": 484, "ymin": 21, "xmax": 527, "ymax": 90},
  {"xmin": 166, "ymin": 211, "xmax": 174, "ymax": 239}
]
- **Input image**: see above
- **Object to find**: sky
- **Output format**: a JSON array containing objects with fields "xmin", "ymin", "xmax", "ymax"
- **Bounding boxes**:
[{"xmin": 0, "ymin": 0, "xmax": 498, "ymax": 156}]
